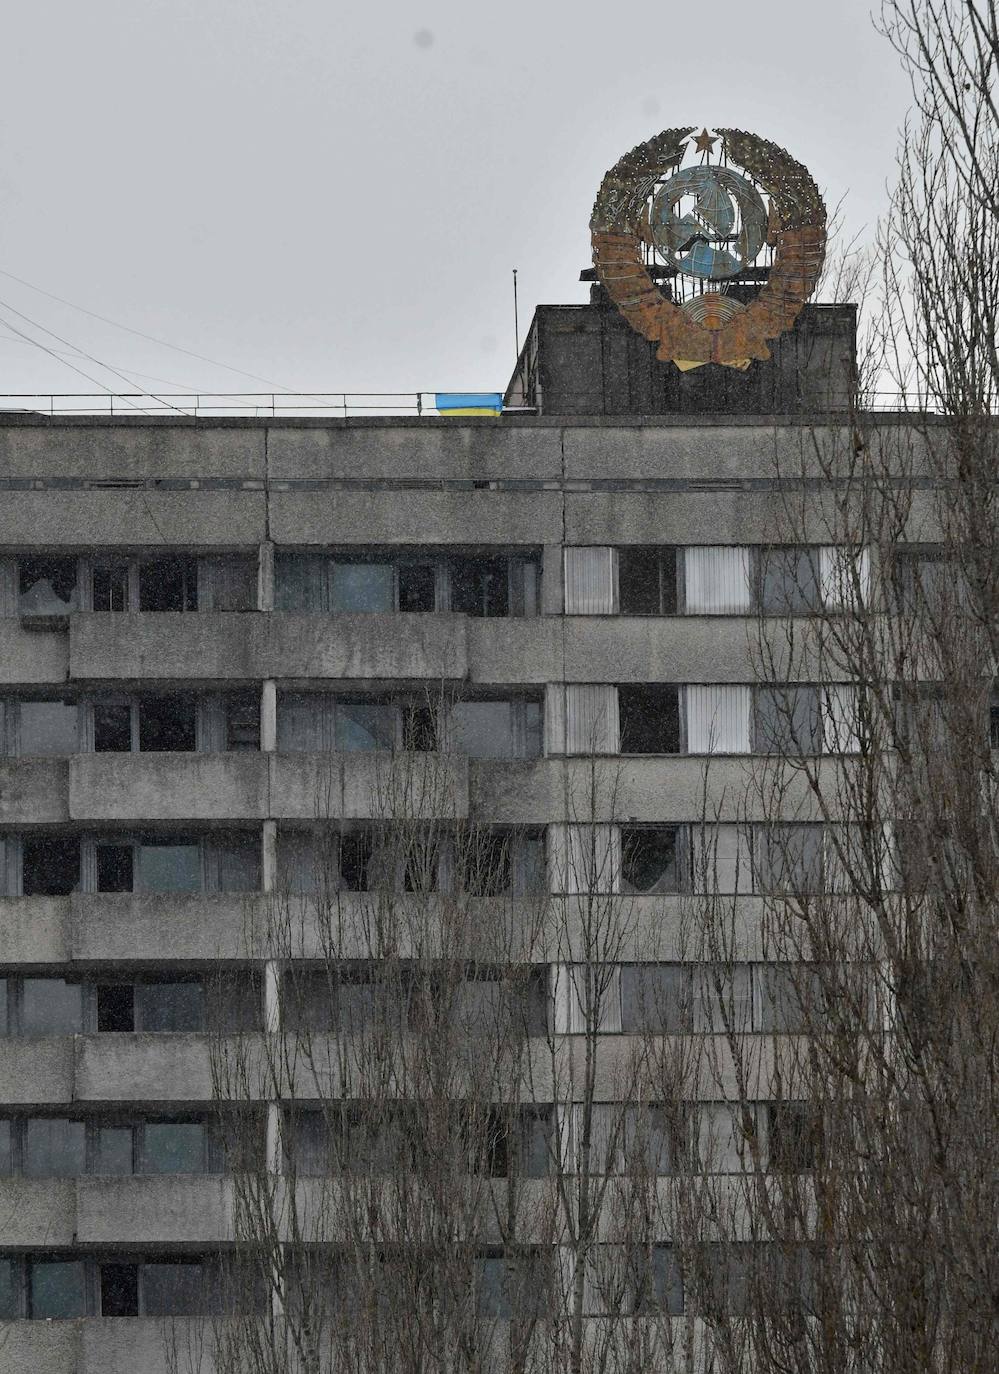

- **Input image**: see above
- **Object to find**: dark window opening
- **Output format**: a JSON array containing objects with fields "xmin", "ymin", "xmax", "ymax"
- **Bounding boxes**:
[
  {"xmin": 621, "ymin": 827, "xmax": 682, "ymax": 895},
  {"xmin": 138, "ymin": 695, "xmax": 197, "ymax": 752},
  {"xmin": 339, "ymin": 831, "xmax": 377, "ymax": 892},
  {"xmin": 96, "ymin": 845, "xmax": 134, "ymax": 894},
  {"xmin": 22, "ymin": 836, "xmax": 80, "ymax": 896},
  {"xmin": 767, "ymin": 1101, "xmax": 821, "ymax": 1172},
  {"xmin": 619, "ymin": 684, "xmax": 680, "ymax": 754},
  {"xmin": 398, "ymin": 563, "xmax": 436, "ymax": 612},
  {"xmin": 92, "ymin": 562, "xmax": 130, "ymax": 612},
  {"xmin": 457, "ymin": 832, "xmax": 512, "ymax": 896},
  {"xmin": 618, "ymin": 547, "xmax": 677, "ymax": 615},
  {"xmin": 402, "ymin": 702, "xmax": 437, "ymax": 751},
  {"xmin": 448, "ymin": 556, "xmax": 509, "ymax": 617},
  {"xmin": 138, "ymin": 556, "xmax": 197, "ymax": 612},
  {"xmin": 97, "ymin": 984, "xmax": 136, "ymax": 1033},
  {"xmin": 18, "ymin": 557, "xmax": 77, "ymax": 616},
  {"xmin": 100, "ymin": 1263, "xmax": 139, "ymax": 1317},
  {"xmin": 226, "ymin": 692, "xmax": 260, "ymax": 751},
  {"xmin": 93, "ymin": 702, "xmax": 132, "ymax": 752}
]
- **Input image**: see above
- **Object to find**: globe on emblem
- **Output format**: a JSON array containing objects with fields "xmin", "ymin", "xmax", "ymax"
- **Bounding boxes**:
[{"xmin": 649, "ymin": 165, "xmax": 768, "ymax": 281}]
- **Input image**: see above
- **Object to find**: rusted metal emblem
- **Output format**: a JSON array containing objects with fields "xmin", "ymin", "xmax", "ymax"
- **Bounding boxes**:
[{"xmin": 590, "ymin": 127, "xmax": 826, "ymax": 370}]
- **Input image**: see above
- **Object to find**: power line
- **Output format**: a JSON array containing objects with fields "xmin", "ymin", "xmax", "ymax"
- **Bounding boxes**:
[
  {"xmin": 0, "ymin": 329, "xmax": 198, "ymax": 391},
  {"xmin": 0, "ymin": 266, "xmax": 303, "ymax": 393},
  {"xmin": 0, "ymin": 295, "xmax": 188, "ymax": 415}
]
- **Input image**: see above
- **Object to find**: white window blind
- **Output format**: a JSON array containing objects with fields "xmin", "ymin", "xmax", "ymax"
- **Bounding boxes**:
[
  {"xmin": 691, "ymin": 824, "xmax": 752, "ymax": 895},
  {"xmin": 564, "ymin": 548, "xmax": 616, "ymax": 614},
  {"xmin": 821, "ymin": 684, "xmax": 860, "ymax": 753},
  {"xmin": 548, "ymin": 824, "xmax": 620, "ymax": 895},
  {"xmin": 683, "ymin": 547, "xmax": 751, "ymax": 614},
  {"xmin": 819, "ymin": 546, "xmax": 870, "ymax": 610},
  {"xmin": 685, "ymin": 685, "xmax": 751, "ymax": 753},
  {"xmin": 545, "ymin": 684, "xmax": 619, "ymax": 755}
]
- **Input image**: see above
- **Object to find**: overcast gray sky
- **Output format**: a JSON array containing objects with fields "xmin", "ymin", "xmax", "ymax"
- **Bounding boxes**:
[{"xmin": 0, "ymin": 0, "xmax": 911, "ymax": 400}]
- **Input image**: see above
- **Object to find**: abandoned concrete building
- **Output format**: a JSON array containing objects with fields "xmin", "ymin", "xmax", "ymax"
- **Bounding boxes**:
[{"xmin": 0, "ymin": 130, "xmax": 906, "ymax": 1372}]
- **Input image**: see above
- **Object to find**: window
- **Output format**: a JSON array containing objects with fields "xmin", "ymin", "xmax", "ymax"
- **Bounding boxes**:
[
  {"xmin": 18, "ymin": 557, "xmax": 77, "ymax": 615},
  {"xmin": 620, "ymin": 965, "xmax": 692, "ymax": 1032},
  {"xmin": 477, "ymin": 1250, "xmax": 554, "ymax": 1320},
  {"xmin": 23, "ymin": 1118, "xmax": 86, "ymax": 1177},
  {"xmin": 95, "ymin": 974, "xmax": 260, "ymax": 1034},
  {"xmin": 753, "ymin": 686, "xmax": 823, "ymax": 754},
  {"xmin": 693, "ymin": 966, "xmax": 754, "ymax": 1033},
  {"xmin": 22, "ymin": 836, "xmax": 80, "ymax": 895},
  {"xmin": 480, "ymin": 1106, "xmax": 552, "ymax": 1179},
  {"xmin": 87, "ymin": 555, "xmax": 257, "ymax": 613},
  {"xmin": 138, "ymin": 555, "xmax": 197, "ymax": 612},
  {"xmin": 93, "ymin": 701, "xmax": 132, "ymax": 751},
  {"xmin": 767, "ymin": 1101, "xmax": 821, "ymax": 1172},
  {"xmin": 620, "ymin": 827, "xmax": 683, "ymax": 895},
  {"xmin": 282, "ymin": 966, "xmax": 396, "ymax": 1035},
  {"xmin": 225, "ymin": 691, "xmax": 260, "ymax": 751},
  {"xmin": 618, "ymin": 546, "xmax": 678, "ymax": 615},
  {"xmin": 618, "ymin": 685, "xmax": 680, "ymax": 754},
  {"xmin": 142, "ymin": 1121, "xmax": 207, "ymax": 1174},
  {"xmin": 88, "ymin": 1115, "xmax": 254, "ymax": 1176},
  {"xmin": 16, "ymin": 700, "xmax": 78, "ymax": 756},
  {"xmin": 331, "ymin": 561, "xmax": 394, "ymax": 612},
  {"xmin": 275, "ymin": 549, "xmax": 539, "ymax": 616},
  {"xmin": 628, "ymin": 1245, "xmax": 684, "ymax": 1315},
  {"xmin": 137, "ymin": 694, "xmax": 196, "ymax": 751},
  {"xmin": 137, "ymin": 840, "xmax": 201, "ymax": 893},
  {"xmin": 758, "ymin": 546, "xmax": 821, "ymax": 614},
  {"xmin": 757, "ymin": 964, "xmax": 823, "ymax": 1033},
  {"xmin": 100, "ymin": 1263, "xmax": 139, "ymax": 1317},
  {"xmin": 22, "ymin": 978, "xmax": 83, "ymax": 1035},
  {"xmin": 697, "ymin": 1103, "xmax": 759, "ymax": 1173},
  {"xmin": 753, "ymin": 824, "xmax": 825, "ymax": 894},
  {"xmin": 28, "ymin": 1259, "xmax": 87, "ymax": 1319},
  {"xmin": 277, "ymin": 693, "xmax": 437, "ymax": 753},
  {"xmin": 450, "ymin": 698, "xmax": 541, "ymax": 759}
]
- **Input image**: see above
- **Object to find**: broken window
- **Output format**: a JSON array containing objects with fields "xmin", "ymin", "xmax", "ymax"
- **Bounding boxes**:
[
  {"xmin": 100, "ymin": 1263, "xmax": 139, "ymax": 1317},
  {"xmin": 398, "ymin": 562, "xmax": 437, "ymax": 612},
  {"xmin": 18, "ymin": 556, "xmax": 77, "ymax": 616},
  {"xmin": 450, "ymin": 698, "xmax": 542, "ymax": 759},
  {"xmin": 620, "ymin": 827, "xmax": 683, "ymax": 895},
  {"xmin": 447, "ymin": 555, "xmax": 509, "ymax": 616},
  {"xmin": 22, "ymin": 836, "xmax": 80, "ymax": 895},
  {"xmin": 96, "ymin": 843, "xmax": 134, "ymax": 893},
  {"xmin": 97, "ymin": 983, "xmax": 135, "ymax": 1032},
  {"xmin": 225, "ymin": 692, "xmax": 260, "ymax": 751},
  {"xmin": 618, "ymin": 547, "xmax": 678, "ymax": 615},
  {"xmin": 335, "ymin": 701, "xmax": 396, "ymax": 751},
  {"xmin": 138, "ymin": 555, "xmax": 197, "ymax": 612},
  {"xmin": 618, "ymin": 684, "xmax": 680, "ymax": 753},
  {"xmin": 93, "ymin": 701, "xmax": 133, "ymax": 751},
  {"xmin": 16, "ymin": 699, "xmax": 79, "ymax": 756},
  {"xmin": 138, "ymin": 694, "xmax": 197, "ymax": 752},
  {"xmin": 91, "ymin": 561, "xmax": 130, "ymax": 611}
]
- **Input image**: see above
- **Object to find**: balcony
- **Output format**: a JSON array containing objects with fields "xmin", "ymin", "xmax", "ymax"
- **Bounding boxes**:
[
  {"xmin": 69, "ymin": 612, "xmax": 469, "ymax": 683},
  {"xmin": 69, "ymin": 754, "xmax": 267, "ymax": 823},
  {"xmin": 269, "ymin": 751, "xmax": 469, "ymax": 821},
  {"xmin": 77, "ymin": 1176, "xmax": 230, "ymax": 1246}
]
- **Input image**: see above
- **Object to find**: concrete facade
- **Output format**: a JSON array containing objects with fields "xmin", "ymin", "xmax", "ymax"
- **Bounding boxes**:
[{"xmin": 0, "ymin": 327, "xmax": 919, "ymax": 1368}]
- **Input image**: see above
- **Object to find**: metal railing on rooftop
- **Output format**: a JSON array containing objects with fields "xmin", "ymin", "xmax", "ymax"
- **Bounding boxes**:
[
  {"xmin": 0, "ymin": 393, "xmax": 525, "ymax": 419},
  {"xmin": 0, "ymin": 391, "xmax": 962, "ymax": 418}
]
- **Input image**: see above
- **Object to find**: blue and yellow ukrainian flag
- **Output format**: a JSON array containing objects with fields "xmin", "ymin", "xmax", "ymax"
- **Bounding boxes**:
[{"xmin": 435, "ymin": 392, "xmax": 503, "ymax": 417}]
